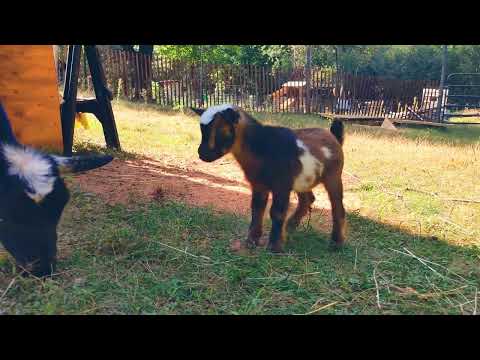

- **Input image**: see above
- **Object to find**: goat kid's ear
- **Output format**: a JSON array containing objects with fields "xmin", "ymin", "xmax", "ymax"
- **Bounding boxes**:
[
  {"xmin": 53, "ymin": 155, "xmax": 113, "ymax": 174},
  {"xmin": 221, "ymin": 108, "xmax": 240, "ymax": 124},
  {"xmin": 190, "ymin": 108, "xmax": 205, "ymax": 116}
]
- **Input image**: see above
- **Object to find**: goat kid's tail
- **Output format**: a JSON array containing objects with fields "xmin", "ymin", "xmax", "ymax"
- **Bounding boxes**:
[
  {"xmin": 0, "ymin": 103, "xmax": 19, "ymax": 145},
  {"xmin": 53, "ymin": 155, "xmax": 114, "ymax": 174},
  {"xmin": 330, "ymin": 119, "xmax": 344, "ymax": 146}
]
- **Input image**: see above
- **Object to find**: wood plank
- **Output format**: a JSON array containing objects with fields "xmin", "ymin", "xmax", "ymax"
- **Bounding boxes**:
[
  {"xmin": 0, "ymin": 45, "xmax": 63, "ymax": 150},
  {"xmin": 390, "ymin": 119, "xmax": 451, "ymax": 128}
]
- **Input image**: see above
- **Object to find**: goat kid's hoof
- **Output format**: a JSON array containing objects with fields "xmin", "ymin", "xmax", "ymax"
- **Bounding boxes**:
[
  {"xmin": 267, "ymin": 243, "xmax": 284, "ymax": 254},
  {"xmin": 229, "ymin": 239, "xmax": 250, "ymax": 255},
  {"xmin": 255, "ymin": 235, "xmax": 268, "ymax": 247},
  {"xmin": 230, "ymin": 239, "xmax": 245, "ymax": 251},
  {"xmin": 286, "ymin": 220, "xmax": 300, "ymax": 232},
  {"xmin": 329, "ymin": 241, "xmax": 345, "ymax": 251}
]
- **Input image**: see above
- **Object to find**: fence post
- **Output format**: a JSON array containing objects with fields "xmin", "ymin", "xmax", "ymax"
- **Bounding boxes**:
[
  {"xmin": 305, "ymin": 45, "xmax": 312, "ymax": 114},
  {"xmin": 437, "ymin": 45, "xmax": 448, "ymax": 122}
]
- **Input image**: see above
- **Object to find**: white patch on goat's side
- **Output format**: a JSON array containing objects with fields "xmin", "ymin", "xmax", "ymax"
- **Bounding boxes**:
[
  {"xmin": 200, "ymin": 104, "xmax": 234, "ymax": 125},
  {"xmin": 321, "ymin": 146, "xmax": 332, "ymax": 159},
  {"xmin": 2, "ymin": 144, "xmax": 56, "ymax": 203},
  {"xmin": 293, "ymin": 140, "xmax": 324, "ymax": 193}
]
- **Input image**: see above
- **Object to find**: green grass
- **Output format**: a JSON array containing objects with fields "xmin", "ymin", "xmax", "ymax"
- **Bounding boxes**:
[
  {"xmin": 1, "ymin": 101, "xmax": 479, "ymax": 315},
  {"xmin": 1, "ymin": 192, "xmax": 478, "ymax": 315},
  {"xmin": 448, "ymin": 116, "xmax": 480, "ymax": 125}
]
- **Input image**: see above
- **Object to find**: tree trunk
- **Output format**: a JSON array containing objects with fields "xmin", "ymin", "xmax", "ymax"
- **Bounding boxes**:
[{"xmin": 138, "ymin": 45, "xmax": 154, "ymax": 102}]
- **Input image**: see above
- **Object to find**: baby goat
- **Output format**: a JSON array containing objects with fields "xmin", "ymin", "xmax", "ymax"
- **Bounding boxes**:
[
  {"xmin": 192, "ymin": 104, "xmax": 346, "ymax": 253},
  {"xmin": 0, "ymin": 103, "xmax": 113, "ymax": 277}
]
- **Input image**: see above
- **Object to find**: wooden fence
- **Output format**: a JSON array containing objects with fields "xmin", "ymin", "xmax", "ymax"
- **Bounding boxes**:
[{"xmin": 56, "ymin": 48, "xmax": 442, "ymax": 121}]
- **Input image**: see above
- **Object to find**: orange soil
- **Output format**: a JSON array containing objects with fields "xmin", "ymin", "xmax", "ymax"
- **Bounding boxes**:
[{"xmin": 71, "ymin": 154, "xmax": 361, "ymax": 230}]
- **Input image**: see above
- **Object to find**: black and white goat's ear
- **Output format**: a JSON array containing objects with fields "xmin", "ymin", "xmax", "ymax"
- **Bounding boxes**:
[
  {"xmin": 190, "ymin": 108, "xmax": 205, "ymax": 116},
  {"xmin": 221, "ymin": 108, "xmax": 240, "ymax": 124},
  {"xmin": 52, "ymin": 154, "xmax": 113, "ymax": 174},
  {"xmin": 0, "ymin": 102, "xmax": 19, "ymax": 145}
]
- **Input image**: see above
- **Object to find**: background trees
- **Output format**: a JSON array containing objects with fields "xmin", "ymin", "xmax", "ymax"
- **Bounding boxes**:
[{"xmin": 153, "ymin": 45, "xmax": 479, "ymax": 80}]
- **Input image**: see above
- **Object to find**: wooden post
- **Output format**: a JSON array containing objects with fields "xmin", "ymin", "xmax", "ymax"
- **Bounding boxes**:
[
  {"xmin": 60, "ymin": 45, "xmax": 82, "ymax": 155},
  {"xmin": 437, "ymin": 45, "xmax": 448, "ymax": 122},
  {"xmin": 84, "ymin": 45, "xmax": 120, "ymax": 150},
  {"xmin": 305, "ymin": 45, "xmax": 312, "ymax": 113},
  {"xmin": 61, "ymin": 45, "xmax": 121, "ymax": 155}
]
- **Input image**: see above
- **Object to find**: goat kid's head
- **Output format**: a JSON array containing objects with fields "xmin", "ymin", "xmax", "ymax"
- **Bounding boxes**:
[
  {"xmin": 191, "ymin": 105, "xmax": 240, "ymax": 162},
  {"xmin": 0, "ymin": 103, "xmax": 113, "ymax": 278}
]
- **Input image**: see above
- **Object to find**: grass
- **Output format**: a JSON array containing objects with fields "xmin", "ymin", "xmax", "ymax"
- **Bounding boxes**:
[
  {"xmin": 1, "ymin": 101, "xmax": 480, "ymax": 315},
  {"xmin": 448, "ymin": 116, "xmax": 480, "ymax": 124}
]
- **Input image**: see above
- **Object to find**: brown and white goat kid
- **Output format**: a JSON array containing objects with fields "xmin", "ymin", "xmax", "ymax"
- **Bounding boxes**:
[{"xmin": 192, "ymin": 104, "xmax": 346, "ymax": 253}]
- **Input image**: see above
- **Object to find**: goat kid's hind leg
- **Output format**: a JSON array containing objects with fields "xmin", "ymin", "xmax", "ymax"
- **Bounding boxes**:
[
  {"xmin": 246, "ymin": 190, "xmax": 269, "ymax": 248},
  {"xmin": 287, "ymin": 191, "xmax": 315, "ymax": 231},
  {"xmin": 267, "ymin": 190, "xmax": 290, "ymax": 253},
  {"xmin": 324, "ymin": 174, "xmax": 346, "ymax": 248}
]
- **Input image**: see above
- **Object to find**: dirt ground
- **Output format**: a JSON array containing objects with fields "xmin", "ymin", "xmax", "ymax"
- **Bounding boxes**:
[{"xmin": 71, "ymin": 154, "xmax": 361, "ymax": 229}]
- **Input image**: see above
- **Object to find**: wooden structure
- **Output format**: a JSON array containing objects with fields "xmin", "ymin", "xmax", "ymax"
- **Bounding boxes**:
[
  {"xmin": 321, "ymin": 113, "xmax": 450, "ymax": 129},
  {"xmin": 0, "ymin": 45, "xmax": 120, "ymax": 155},
  {"xmin": 61, "ymin": 45, "xmax": 120, "ymax": 155},
  {"xmin": 0, "ymin": 45, "xmax": 63, "ymax": 150}
]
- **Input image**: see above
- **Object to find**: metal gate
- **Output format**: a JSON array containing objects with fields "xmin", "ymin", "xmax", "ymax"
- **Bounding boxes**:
[{"xmin": 444, "ymin": 73, "xmax": 480, "ymax": 123}]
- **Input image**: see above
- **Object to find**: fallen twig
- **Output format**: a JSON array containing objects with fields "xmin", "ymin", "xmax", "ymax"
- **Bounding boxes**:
[
  {"xmin": 373, "ymin": 267, "xmax": 381, "ymax": 309},
  {"xmin": 354, "ymin": 247, "xmax": 358, "ymax": 272},
  {"xmin": 344, "ymin": 171, "xmax": 361, "ymax": 181},
  {"xmin": 405, "ymin": 187, "xmax": 480, "ymax": 204},
  {"xmin": 474, "ymin": 288, "xmax": 478, "ymax": 316},
  {"xmin": 390, "ymin": 247, "xmax": 471, "ymax": 284},
  {"xmin": 0, "ymin": 277, "xmax": 16, "ymax": 301},
  {"xmin": 405, "ymin": 187, "xmax": 438, "ymax": 197},
  {"xmin": 247, "ymin": 271, "xmax": 323, "ymax": 281},
  {"xmin": 156, "ymin": 241, "xmax": 211, "ymax": 262},
  {"xmin": 442, "ymin": 197, "xmax": 480, "ymax": 204},
  {"xmin": 438, "ymin": 217, "xmax": 473, "ymax": 236},
  {"xmin": 304, "ymin": 301, "xmax": 339, "ymax": 315}
]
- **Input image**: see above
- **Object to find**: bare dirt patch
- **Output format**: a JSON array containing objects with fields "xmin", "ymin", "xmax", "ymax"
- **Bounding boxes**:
[{"xmin": 70, "ymin": 155, "xmax": 361, "ymax": 229}]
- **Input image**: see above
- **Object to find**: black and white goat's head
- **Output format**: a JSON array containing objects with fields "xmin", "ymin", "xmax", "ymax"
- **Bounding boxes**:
[{"xmin": 0, "ymin": 103, "xmax": 113, "ymax": 277}]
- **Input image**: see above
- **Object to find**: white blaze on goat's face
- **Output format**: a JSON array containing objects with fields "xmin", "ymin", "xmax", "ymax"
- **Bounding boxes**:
[
  {"xmin": 2, "ymin": 144, "xmax": 55, "ymax": 203},
  {"xmin": 199, "ymin": 104, "xmax": 234, "ymax": 125},
  {"xmin": 293, "ymin": 140, "xmax": 324, "ymax": 193}
]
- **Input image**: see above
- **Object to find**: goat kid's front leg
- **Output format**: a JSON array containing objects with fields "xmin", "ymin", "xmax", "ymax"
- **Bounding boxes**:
[
  {"xmin": 267, "ymin": 190, "xmax": 290, "ymax": 253},
  {"xmin": 287, "ymin": 191, "xmax": 315, "ymax": 231},
  {"xmin": 246, "ymin": 190, "xmax": 269, "ymax": 248}
]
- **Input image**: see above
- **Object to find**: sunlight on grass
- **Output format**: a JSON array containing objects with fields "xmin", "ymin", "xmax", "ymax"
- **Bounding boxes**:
[
  {"xmin": 75, "ymin": 101, "xmax": 480, "ymax": 247},
  {"xmin": 1, "ymin": 101, "xmax": 479, "ymax": 315}
]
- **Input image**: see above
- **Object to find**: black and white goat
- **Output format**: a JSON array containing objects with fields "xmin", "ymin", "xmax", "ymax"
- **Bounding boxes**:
[
  {"xmin": 0, "ymin": 103, "xmax": 113, "ymax": 277},
  {"xmin": 192, "ymin": 104, "xmax": 346, "ymax": 253}
]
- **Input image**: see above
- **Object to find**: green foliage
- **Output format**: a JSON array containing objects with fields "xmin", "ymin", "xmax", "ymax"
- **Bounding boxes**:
[
  {"xmin": 153, "ymin": 45, "xmax": 480, "ymax": 80},
  {"xmin": 154, "ymin": 45, "xmax": 270, "ymax": 66}
]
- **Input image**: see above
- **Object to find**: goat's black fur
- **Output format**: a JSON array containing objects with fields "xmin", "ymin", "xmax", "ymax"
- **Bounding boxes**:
[{"xmin": 0, "ymin": 103, "xmax": 113, "ymax": 277}]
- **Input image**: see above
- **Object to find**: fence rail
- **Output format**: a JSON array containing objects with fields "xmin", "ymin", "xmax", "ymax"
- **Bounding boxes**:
[{"xmin": 56, "ymin": 47, "xmax": 442, "ymax": 121}]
